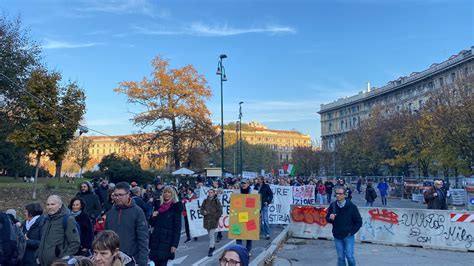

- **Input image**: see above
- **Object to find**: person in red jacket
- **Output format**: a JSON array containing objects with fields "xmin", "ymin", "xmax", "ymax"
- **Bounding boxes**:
[{"xmin": 181, "ymin": 187, "xmax": 198, "ymax": 243}]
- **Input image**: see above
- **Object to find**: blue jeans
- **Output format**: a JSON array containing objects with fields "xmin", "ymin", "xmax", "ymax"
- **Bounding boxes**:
[
  {"xmin": 236, "ymin": 239, "xmax": 252, "ymax": 252},
  {"xmin": 335, "ymin": 235, "xmax": 356, "ymax": 266},
  {"xmin": 261, "ymin": 205, "xmax": 270, "ymax": 236}
]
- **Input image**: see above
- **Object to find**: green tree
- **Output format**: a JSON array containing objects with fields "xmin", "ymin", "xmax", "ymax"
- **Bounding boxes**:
[
  {"xmin": 49, "ymin": 82, "xmax": 86, "ymax": 179},
  {"xmin": 114, "ymin": 56, "xmax": 216, "ymax": 171},
  {"xmin": 98, "ymin": 153, "xmax": 153, "ymax": 184},
  {"xmin": 291, "ymin": 146, "xmax": 320, "ymax": 176}
]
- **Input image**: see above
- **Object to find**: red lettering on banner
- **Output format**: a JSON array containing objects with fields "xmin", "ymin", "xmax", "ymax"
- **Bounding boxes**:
[
  {"xmin": 291, "ymin": 206, "xmax": 328, "ymax": 226},
  {"xmin": 368, "ymin": 208, "xmax": 399, "ymax": 224}
]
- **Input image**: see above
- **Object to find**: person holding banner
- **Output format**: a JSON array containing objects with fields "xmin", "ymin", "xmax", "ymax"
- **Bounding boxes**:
[
  {"xmin": 182, "ymin": 187, "xmax": 198, "ymax": 243},
  {"xmin": 201, "ymin": 188, "xmax": 223, "ymax": 257},
  {"xmin": 149, "ymin": 186, "xmax": 182, "ymax": 266},
  {"xmin": 255, "ymin": 176, "xmax": 273, "ymax": 240}
]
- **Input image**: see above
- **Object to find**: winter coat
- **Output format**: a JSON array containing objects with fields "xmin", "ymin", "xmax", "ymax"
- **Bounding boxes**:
[
  {"xmin": 424, "ymin": 186, "xmax": 448, "ymax": 210},
  {"xmin": 95, "ymin": 186, "xmax": 109, "ymax": 206},
  {"xmin": 318, "ymin": 184, "xmax": 327, "ymax": 195},
  {"xmin": 74, "ymin": 212, "xmax": 93, "ymax": 251},
  {"xmin": 149, "ymin": 202, "xmax": 182, "ymax": 262},
  {"xmin": 201, "ymin": 196, "xmax": 222, "ymax": 230},
  {"xmin": 257, "ymin": 183, "xmax": 273, "ymax": 208},
  {"xmin": 22, "ymin": 216, "xmax": 45, "ymax": 266},
  {"xmin": 105, "ymin": 199, "xmax": 149, "ymax": 266},
  {"xmin": 365, "ymin": 187, "xmax": 377, "ymax": 203},
  {"xmin": 325, "ymin": 200, "xmax": 362, "ymax": 239},
  {"xmin": 76, "ymin": 184, "xmax": 101, "ymax": 221},
  {"xmin": 36, "ymin": 206, "xmax": 81, "ymax": 266},
  {"xmin": 152, "ymin": 188, "xmax": 164, "ymax": 210}
]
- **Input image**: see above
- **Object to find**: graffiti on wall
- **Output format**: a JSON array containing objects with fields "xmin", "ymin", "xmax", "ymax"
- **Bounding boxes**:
[
  {"xmin": 291, "ymin": 206, "xmax": 328, "ymax": 226},
  {"xmin": 368, "ymin": 208, "xmax": 399, "ymax": 224}
]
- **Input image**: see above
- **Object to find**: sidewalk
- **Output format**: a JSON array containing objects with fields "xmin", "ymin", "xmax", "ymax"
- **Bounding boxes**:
[{"xmin": 272, "ymin": 237, "xmax": 474, "ymax": 266}]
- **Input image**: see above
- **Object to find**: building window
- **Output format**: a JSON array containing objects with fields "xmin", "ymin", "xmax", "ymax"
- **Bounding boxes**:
[
  {"xmin": 439, "ymin": 77, "xmax": 444, "ymax": 86},
  {"xmin": 451, "ymin": 72, "xmax": 456, "ymax": 82},
  {"xmin": 464, "ymin": 67, "xmax": 469, "ymax": 77},
  {"xmin": 340, "ymin": 120, "xmax": 344, "ymax": 130},
  {"xmin": 103, "ymin": 149, "xmax": 105, "ymax": 153},
  {"xmin": 329, "ymin": 123, "xmax": 333, "ymax": 132},
  {"xmin": 353, "ymin": 117, "xmax": 357, "ymax": 127}
]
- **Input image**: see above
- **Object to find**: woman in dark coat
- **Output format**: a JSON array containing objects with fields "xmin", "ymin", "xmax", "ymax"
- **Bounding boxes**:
[
  {"xmin": 365, "ymin": 183, "xmax": 377, "ymax": 207},
  {"xmin": 201, "ymin": 188, "xmax": 222, "ymax": 257},
  {"xmin": 149, "ymin": 186, "xmax": 183, "ymax": 266},
  {"xmin": 69, "ymin": 197, "xmax": 94, "ymax": 256},
  {"xmin": 22, "ymin": 203, "xmax": 45, "ymax": 266}
]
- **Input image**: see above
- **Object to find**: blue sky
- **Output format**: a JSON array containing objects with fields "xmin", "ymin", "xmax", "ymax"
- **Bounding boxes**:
[{"xmin": 2, "ymin": 0, "xmax": 473, "ymax": 143}]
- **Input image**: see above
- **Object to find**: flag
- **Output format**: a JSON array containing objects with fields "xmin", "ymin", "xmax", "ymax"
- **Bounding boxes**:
[{"xmin": 283, "ymin": 163, "xmax": 296, "ymax": 176}]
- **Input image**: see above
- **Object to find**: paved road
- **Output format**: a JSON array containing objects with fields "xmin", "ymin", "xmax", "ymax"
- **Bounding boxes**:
[
  {"xmin": 170, "ymin": 225, "xmax": 284, "ymax": 265},
  {"xmin": 274, "ymin": 237, "xmax": 474, "ymax": 266}
]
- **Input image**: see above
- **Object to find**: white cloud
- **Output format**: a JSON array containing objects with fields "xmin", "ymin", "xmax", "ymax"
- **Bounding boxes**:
[
  {"xmin": 42, "ymin": 38, "xmax": 104, "ymax": 49},
  {"xmin": 188, "ymin": 22, "xmax": 296, "ymax": 36},
  {"xmin": 131, "ymin": 22, "xmax": 296, "ymax": 37},
  {"xmin": 74, "ymin": 0, "xmax": 167, "ymax": 18}
]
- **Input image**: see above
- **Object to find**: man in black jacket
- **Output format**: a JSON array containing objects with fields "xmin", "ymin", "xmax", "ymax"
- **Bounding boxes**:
[
  {"xmin": 326, "ymin": 186, "xmax": 362, "ymax": 266},
  {"xmin": 255, "ymin": 176, "xmax": 273, "ymax": 240},
  {"xmin": 76, "ymin": 182, "xmax": 101, "ymax": 222},
  {"xmin": 106, "ymin": 182, "xmax": 149, "ymax": 266}
]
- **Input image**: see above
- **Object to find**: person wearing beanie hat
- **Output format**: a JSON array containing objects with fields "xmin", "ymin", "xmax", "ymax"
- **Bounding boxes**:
[{"xmin": 219, "ymin": 245, "xmax": 249, "ymax": 266}]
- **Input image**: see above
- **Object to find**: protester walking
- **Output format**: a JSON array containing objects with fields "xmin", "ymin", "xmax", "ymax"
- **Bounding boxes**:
[
  {"xmin": 22, "ymin": 203, "xmax": 45, "ymax": 266},
  {"xmin": 254, "ymin": 176, "xmax": 273, "ymax": 240},
  {"xmin": 201, "ymin": 188, "xmax": 222, "ymax": 257},
  {"xmin": 36, "ymin": 195, "xmax": 81, "ymax": 266},
  {"xmin": 325, "ymin": 180, "xmax": 334, "ymax": 203},
  {"xmin": 235, "ymin": 179, "xmax": 254, "ymax": 255},
  {"xmin": 149, "ymin": 186, "xmax": 182, "ymax": 266},
  {"xmin": 424, "ymin": 180, "xmax": 448, "ymax": 210},
  {"xmin": 76, "ymin": 182, "xmax": 101, "ymax": 222},
  {"xmin": 317, "ymin": 181, "xmax": 327, "ymax": 205},
  {"xmin": 105, "ymin": 182, "xmax": 149, "ymax": 266},
  {"xmin": 365, "ymin": 183, "xmax": 377, "ymax": 207},
  {"xmin": 377, "ymin": 179, "xmax": 389, "ymax": 206},
  {"xmin": 326, "ymin": 186, "xmax": 362, "ymax": 266},
  {"xmin": 68, "ymin": 197, "xmax": 94, "ymax": 256},
  {"xmin": 182, "ymin": 187, "xmax": 198, "ymax": 243},
  {"xmin": 91, "ymin": 230, "xmax": 132, "ymax": 266}
]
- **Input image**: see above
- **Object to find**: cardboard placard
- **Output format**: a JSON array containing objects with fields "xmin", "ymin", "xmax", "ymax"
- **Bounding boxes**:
[{"xmin": 228, "ymin": 194, "xmax": 261, "ymax": 240}]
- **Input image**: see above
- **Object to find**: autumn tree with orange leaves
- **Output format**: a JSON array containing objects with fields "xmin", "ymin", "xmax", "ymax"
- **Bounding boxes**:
[{"xmin": 115, "ymin": 56, "xmax": 216, "ymax": 171}]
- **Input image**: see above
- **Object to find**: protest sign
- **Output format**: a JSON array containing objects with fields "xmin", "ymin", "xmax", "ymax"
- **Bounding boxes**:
[
  {"xmin": 269, "ymin": 185, "xmax": 293, "ymax": 224},
  {"xmin": 186, "ymin": 189, "xmax": 235, "ymax": 237},
  {"xmin": 293, "ymin": 185, "xmax": 316, "ymax": 205},
  {"xmin": 228, "ymin": 194, "xmax": 261, "ymax": 240}
]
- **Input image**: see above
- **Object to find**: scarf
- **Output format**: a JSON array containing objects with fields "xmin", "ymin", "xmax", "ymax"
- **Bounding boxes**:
[
  {"xmin": 159, "ymin": 200, "xmax": 173, "ymax": 214},
  {"xmin": 71, "ymin": 210, "xmax": 82, "ymax": 217},
  {"xmin": 26, "ymin": 215, "xmax": 40, "ymax": 231}
]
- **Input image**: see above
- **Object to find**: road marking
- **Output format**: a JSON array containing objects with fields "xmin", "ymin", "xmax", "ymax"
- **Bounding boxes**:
[
  {"xmin": 191, "ymin": 240, "xmax": 236, "ymax": 266},
  {"xmin": 168, "ymin": 255, "xmax": 188, "ymax": 265}
]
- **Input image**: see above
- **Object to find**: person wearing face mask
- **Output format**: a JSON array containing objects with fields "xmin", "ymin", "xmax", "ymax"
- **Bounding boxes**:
[
  {"xmin": 36, "ymin": 195, "xmax": 81, "ymax": 266},
  {"xmin": 105, "ymin": 182, "xmax": 149, "ymax": 266},
  {"xmin": 201, "ymin": 188, "xmax": 223, "ymax": 257},
  {"xmin": 149, "ymin": 186, "xmax": 183, "ymax": 266},
  {"xmin": 91, "ymin": 230, "xmax": 132, "ymax": 266},
  {"xmin": 68, "ymin": 197, "xmax": 93, "ymax": 256}
]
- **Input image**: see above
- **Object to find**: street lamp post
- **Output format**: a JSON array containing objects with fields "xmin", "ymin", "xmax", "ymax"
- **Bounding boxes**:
[
  {"xmin": 216, "ymin": 54, "xmax": 227, "ymax": 179},
  {"xmin": 239, "ymin": 101, "xmax": 244, "ymax": 176}
]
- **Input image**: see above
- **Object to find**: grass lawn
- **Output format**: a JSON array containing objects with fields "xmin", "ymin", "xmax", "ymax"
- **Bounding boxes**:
[{"xmin": 0, "ymin": 176, "xmax": 90, "ymax": 220}]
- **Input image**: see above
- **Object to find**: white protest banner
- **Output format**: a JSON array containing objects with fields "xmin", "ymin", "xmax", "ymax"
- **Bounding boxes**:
[
  {"xmin": 269, "ymin": 185, "xmax": 293, "ymax": 224},
  {"xmin": 242, "ymin": 171, "xmax": 258, "ymax": 179},
  {"xmin": 186, "ymin": 189, "xmax": 235, "ymax": 237},
  {"xmin": 292, "ymin": 185, "xmax": 316, "ymax": 205}
]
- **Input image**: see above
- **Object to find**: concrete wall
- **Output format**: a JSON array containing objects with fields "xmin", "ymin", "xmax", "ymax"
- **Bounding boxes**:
[{"xmin": 289, "ymin": 205, "xmax": 474, "ymax": 251}]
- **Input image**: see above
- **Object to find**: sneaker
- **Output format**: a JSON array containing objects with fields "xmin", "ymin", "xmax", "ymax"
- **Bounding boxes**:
[
  {"xmin": 216, "ymin": 235, "xmax": 222, "ymax": 243},
  {"xmin": 184, "ymin": 238, "xmax": 191, "ymax": 244},
  {"xmin": 208, "ymin": 247, "xmax": 215, "ymax": 257},
  {"xmin": 265, "ymin": 235, "xmax": 271, "ymax": 240}
]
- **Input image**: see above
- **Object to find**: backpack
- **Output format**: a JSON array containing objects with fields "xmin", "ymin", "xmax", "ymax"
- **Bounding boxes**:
[
  {"xmin": 62, "ymin": 214, "xmax": 81, "ymax": 245},
  {"xmin": 0, "ymin": 212, "xmax": 26, "ymax": 265}
]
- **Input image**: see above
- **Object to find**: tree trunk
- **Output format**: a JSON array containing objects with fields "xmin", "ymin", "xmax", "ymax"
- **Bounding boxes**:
[
  {"xmin": 171, "ymin": 118, "xmax": 180, "ymax": 170},
  {"xmin": 33, "ymin": 150, "xmax": 41, "ymax": 200},
  {"xmin": 55, "ymin": 159, "xmax": 62, "ymax": 179}
]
